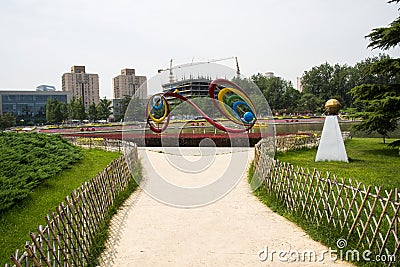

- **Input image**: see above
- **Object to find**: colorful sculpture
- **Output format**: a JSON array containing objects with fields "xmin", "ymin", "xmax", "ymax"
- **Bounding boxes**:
[{"xmin": 146, "ymin": 79, "xmax": 257, "ymax": 133}]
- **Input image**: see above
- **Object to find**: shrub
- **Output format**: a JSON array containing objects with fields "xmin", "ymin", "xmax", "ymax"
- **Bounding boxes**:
[{"xmin": 0, "ymin": 132, "xmax": 82, "ymax": 212}]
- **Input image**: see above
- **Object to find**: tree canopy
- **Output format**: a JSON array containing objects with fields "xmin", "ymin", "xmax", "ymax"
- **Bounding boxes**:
[
  {"xmin": 251, "ymin": 73, "xmax": 300, "ymax": 114},
  {"xmin": 96, "ymin": 97, "xmax": 112, "ymax": 120},
  {"xmin": 250, "ymin": 55, "xmax": 395, "ymax": 116},
  {"xmin": 366, "ymin": 0, "xmax": 400, "ymax": 50},
  {"xmin": 88, "ymin": 102, "xmax": 97, "ymax": 122},
  {"xmin": 46, "ymin": 98, "xmax": 67, "ymax": 123},
  {"xmin": 301, "ymin": 63, "xmax": 355, "ymax": 109},
  {"xmin": 0, "ymin": 113, "xmax": 15, "ymax": 130},
  {"xmin": 350, "ymin": 0, "xmax": 400, "ymax": 143},
  {"xmin": 67, "ymin": 97, "xmax": 86, "ymax": 121}
]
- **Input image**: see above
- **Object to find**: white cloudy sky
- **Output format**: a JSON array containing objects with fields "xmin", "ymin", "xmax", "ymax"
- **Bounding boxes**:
[{"xmin": 0, "ymin": 0, "xmax": 399, "ymax": 98}]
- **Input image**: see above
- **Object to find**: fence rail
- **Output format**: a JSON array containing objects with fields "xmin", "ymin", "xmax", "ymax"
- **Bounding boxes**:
[
  {"xmin": 254, "ymin": 139, "xmax": 399, "ymax": 266},
  {"xmin": 5, "ymin": 140, "xmax": 138, "ymax": 267},
  {"xmin": 276, "ymin": 131, "xmax": 351, "ymax": 152},
  {"xmin": 64, "ymin": 137, "xmax": 129, "ymax": 152}
]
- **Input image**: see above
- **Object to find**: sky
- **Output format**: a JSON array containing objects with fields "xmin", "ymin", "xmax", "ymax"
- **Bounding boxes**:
[{"xmin": 0, "ymin": 0, "xmax": 399, "ymax": 99}]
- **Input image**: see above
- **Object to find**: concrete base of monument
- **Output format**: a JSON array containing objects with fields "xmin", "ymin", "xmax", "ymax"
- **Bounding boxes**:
[{"xmin": 315, "ymin": 116, "xmax": 348, "ymax": 162}]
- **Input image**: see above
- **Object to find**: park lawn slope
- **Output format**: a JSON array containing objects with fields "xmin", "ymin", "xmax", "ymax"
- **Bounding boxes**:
[
  {"xmin": 0, "ymin": 148, "xmax": 121, "ymax": 266},
  {"xmin": 0, "ymin": 132, "xmax": 82, "ymax": 212},
  {"xmin": 276, "ymin": 138, "xmax": 400, "ymax": 189}
]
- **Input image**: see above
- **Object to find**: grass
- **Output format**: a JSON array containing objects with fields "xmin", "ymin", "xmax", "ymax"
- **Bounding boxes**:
[
  {"xmin": 0, "ymin": 148, "xmax": 121, "ymax": 266},
  {"xmin": 275, "ymin": 138, "xmax": 400, "ymax": 189},
  {"xmin": 250, "ymin": 138, "xmax": 400, "ymax": 266}
]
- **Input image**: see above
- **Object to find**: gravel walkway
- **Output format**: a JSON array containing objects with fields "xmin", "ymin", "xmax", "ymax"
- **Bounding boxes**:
[{"xmin": 99, "ymin": 148, "xmax": 353, "ymax": 266}]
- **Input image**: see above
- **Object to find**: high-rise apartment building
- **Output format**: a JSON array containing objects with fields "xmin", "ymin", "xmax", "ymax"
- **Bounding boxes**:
[
  {"xmin": 62, "ymin": 66, "xmax": 100, "ymax": 111},
  {"xmin": 113, "ymin": 68, "xmax": 147, "ymax": 99},
  {"xmin": 297, "ymin": 77, "xmax": 303, "ymax": 92}
]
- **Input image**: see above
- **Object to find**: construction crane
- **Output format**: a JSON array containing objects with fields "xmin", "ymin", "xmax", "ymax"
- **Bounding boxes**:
[{"xmin": 157, "ymin": 56, "xmax": 241, "ymax": 83}]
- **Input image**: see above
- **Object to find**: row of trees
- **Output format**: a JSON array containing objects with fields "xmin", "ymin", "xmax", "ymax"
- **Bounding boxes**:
[
  {"xmin": 249, "ymin": 0, "xmax": 399, "ymax": 143},
  {"xmin": 46, "ymin": 97, "xmax": 112, "ymax": 124},
  {"xmin": 45, "ymin": 95, "xmax": 146, "ymax": 124},
  {"xmin": 249, "ymin": 53, "xmax": 398, "ymax": 115}
]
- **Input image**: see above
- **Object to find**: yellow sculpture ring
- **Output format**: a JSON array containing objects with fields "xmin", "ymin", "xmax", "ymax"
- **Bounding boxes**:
[
  {"xmin": 217, "ymin": 87, "xmax": 255, "ymax": 121},
  {"xmin": 147, "ymin": 96, "xmax": 168, "ymax": 124}
]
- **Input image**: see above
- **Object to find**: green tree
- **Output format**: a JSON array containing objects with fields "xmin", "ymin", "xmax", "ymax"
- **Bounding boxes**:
[
  {"xmin": 54, "ymin": 101, "xmax": 66, "ymax": 123},
  {"xmin": 97, "ymin": 97, "xmax": 112, "ymax": 120},
  {"xmin": 350, "ymin": 0, "xmax": 400, "ymax": 143},
  {"xmin": 46, "ymin": 97, "xmax": 54, "ymax": 123},
  {"xmin": 46, "ymin": 98, "xmax": 67, "ymax": 123},
  {"xmin": 0, "ymin": 113, "xmax": 15, "ymax": 130},
  {"xmin": 282, "ymin": 87, "xmax": 301, "ymax": 114},
  {"xmin": 251, "ymin": 73, "xmax": 296, "ymax": 113},
  {"xmin": 76, "ymin": 98, "xmax": 86, "ymax": 121},
  {"xmin": 59, "ymin": 103, "xmax": 68, "ymax": 122},
  {"xmin": 348, "ymin": 54, "xmax": 394, "ymax": 87},
  {"xmin": 366, "ymin": 0, "xmax": 400, "ymax": 50},
  {"xmin": 232, "ymin": 76, "xmax": 271, "ymax": 116},
  {"xmin": 297, "ymin": 93, "xmax": 324, "ymax": 114},
  {"xmin": 301, "ymin": 63, "xmax": 355, "ymax": 108},
  {"xmin": 116, "ymin": 95, "xmax": 132, "ymax": 122},
  {"xmin": 67, "ymin": 97, "xmax": 76, "ymax": 120},
  {"xmin": 88, "ymin": 102, "xmax": 97, "ymax": 122},
  {"xmin": 67, "ymin": 97, "xmax": 86, "ymax": 121}
]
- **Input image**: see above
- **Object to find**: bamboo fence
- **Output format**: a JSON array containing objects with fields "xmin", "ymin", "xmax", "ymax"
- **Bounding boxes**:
[
  {"xmin": 64, "ymin": 137, "xmax": 126, "ymax": 152},
  {"xmin": 254, "ymin": 139, "xmax": 399, "ymax": 266},
  {"xmin": 5, "ymin": 141, "xmax": 138, "ymax": 267},
  {"xmin": 275, "ymin": 131, "xmax": 351, "ymax": 151}
]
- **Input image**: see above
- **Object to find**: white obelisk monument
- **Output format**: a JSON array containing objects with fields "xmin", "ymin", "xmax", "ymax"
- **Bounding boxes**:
[{"xmin": 315, "ymin": 99, "xmax": 348, "ymax": 162}]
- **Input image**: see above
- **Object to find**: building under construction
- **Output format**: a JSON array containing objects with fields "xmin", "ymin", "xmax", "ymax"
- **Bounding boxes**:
[
  {"xmin": 159, "ymin": 57, "xmax": 240, "ymax": 105},
  {"xmin": 162, "ymin": 77, "xmax": 212, "ymax": 104}
]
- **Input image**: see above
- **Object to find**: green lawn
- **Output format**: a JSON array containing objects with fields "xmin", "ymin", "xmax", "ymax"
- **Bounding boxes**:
[
  {"xmin": 276, "ymin": 138, "xmax": 400, "ymax": 189},
  {"xmin": 252, "ymin": 138, "xmax": 400, "ymax": 266},
  {"xmin": 0, "ymin": 148, "xmax": 121, "ymax": 266}
]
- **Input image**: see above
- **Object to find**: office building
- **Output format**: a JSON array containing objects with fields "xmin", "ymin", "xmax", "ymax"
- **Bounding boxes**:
[
  {"xmin": 112, "ymin": 98, "xmax": 123, "ymax": 121},
  {"xmin": 36, "ymin": 85, "xmax": 56, "ymax": 91},
  {"xmin": 113, "ymin": 68, "xmax": 147, "ymax": 99},
  {"xmin": 0, "ymin": 90, "xmax": 72, "ymax": 122},
  {"xmin": 62, "ymin": 66, "xmax": 100, "ymax": 111}
]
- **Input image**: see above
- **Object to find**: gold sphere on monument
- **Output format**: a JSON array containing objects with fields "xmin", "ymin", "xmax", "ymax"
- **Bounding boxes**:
[{"xmin": 325, "ymin": 99, "xmax": 341, "ymax": 115}]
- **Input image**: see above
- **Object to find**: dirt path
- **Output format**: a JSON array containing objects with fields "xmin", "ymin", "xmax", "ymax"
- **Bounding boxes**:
[{"xmin": 99, "ymin": 148, "xmax": 353, "ymax": 266}]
